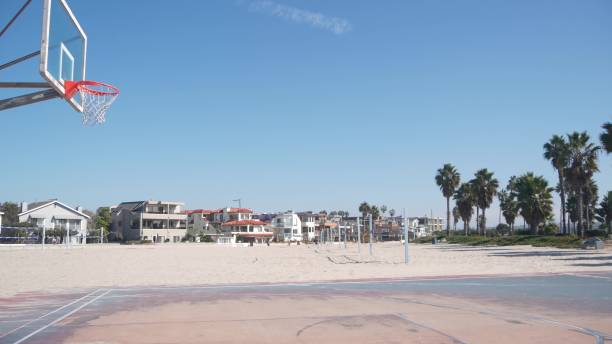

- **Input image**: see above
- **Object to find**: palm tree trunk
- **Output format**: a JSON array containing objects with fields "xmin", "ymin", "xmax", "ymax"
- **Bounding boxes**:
[
  {"xmin": 464, "ymin": 220, "xmax": 468, "ymax": 236},
  {"xmin": 475, "ymin": 207, "xmax": 479, "ymax": 236},
  {"xmin": 482, "ymin": 208, "xmax": 486, "ymax": 237},
  {"xmin": 558, "ymin": 170, "xmax": 566, "ymax": 235},
  {"xmin": 585, "ymin": 203, "xmax": 590, "ymax": 232},
  {"xmin": 578, "ymin": 187, "xmax": 584, "ymax": 238},
  {"xmin": 446, "ymin": 197, "xmax": 450, "ymax": 236}
]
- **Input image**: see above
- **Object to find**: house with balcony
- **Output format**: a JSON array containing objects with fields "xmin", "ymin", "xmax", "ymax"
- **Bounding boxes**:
[
  {"xmin": 271, "ymin": 211, "xmax": 302, "ymax": 242},
  {"xmin": 111, "ymin": 200, "xmax": 187, "ymax": 242},
  {"xmin": 184, "ymin": 209, "xmax": 219, "ymax": 238},
  {"xmin": 212, "ymin": 207, "xmax": 253, "ymax": 223},
  {"xmin": 18, "ymin": 200, "xmax": 89, "ymax": 244},
  {"xmin": 297, "ymin": 212, "xmax": 316, "ymax": 241},
  {"xmin": 220, "ymin": 219, "xmax": 273, "ymax": 244}
]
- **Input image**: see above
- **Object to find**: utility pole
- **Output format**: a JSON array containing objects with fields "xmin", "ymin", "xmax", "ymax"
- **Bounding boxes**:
[
  {"xmin": 357, "ymin": 216, "xmax": 361, "ymax": 254},
  {"xmin": 369, "ymin": 213, "xmax": 373, "ymax": 256},
  {"xmin": 403, "ymin": 208, "xmax": 409, "ymax": 264}
]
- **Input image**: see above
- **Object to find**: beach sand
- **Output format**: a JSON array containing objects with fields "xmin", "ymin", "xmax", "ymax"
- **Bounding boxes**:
[{"xmin": 1, "ymin": 242, "xmax": 610, "ymax": 297}]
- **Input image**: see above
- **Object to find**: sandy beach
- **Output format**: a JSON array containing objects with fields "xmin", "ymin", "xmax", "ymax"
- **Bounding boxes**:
[{"xmin": 1, "ymin": 242, "xmax": 611, "ymax": 297}]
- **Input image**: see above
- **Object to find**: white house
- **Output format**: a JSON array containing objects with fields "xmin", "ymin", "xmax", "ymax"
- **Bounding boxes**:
[
  {"xmin": 271, "ymin": 212, "xmax": 303, "ymax": 242},
  {"xmin": 297, "ymin": 212, "xmax": 316, "ymax": 241},
  {"xmin": 220, "ymin": 219, "xmax": 273, "ymax": 244},
  {"xmin": 18, "ymin": 200, "xmax": 90, "ymax": 244}
]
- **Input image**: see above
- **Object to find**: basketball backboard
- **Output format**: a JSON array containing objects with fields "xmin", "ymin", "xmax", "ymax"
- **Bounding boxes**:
[{"xmin": 39, "ymin": 0, "xmax": 87, "ymax": 112}]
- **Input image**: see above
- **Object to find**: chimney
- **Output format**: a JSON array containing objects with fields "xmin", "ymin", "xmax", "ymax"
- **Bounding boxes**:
[
  {"xmin": 76, "ymin": 206, "xmax": 83, "ymax": 213},
  {"xmin": 21, "ymin": 202, "xmax": 28, "ymax": 212}
]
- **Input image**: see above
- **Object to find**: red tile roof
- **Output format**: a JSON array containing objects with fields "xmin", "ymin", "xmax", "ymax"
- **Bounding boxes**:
[
  {"xmin": 225, "ymin": 208, "xmax": 253, "ymax": 213},
  {"xmin": 222, "ymin": 220, "xmax": 267, "ymax": 226},
  {"xmin": 182, "ymin": 209, "xmax": 215, "ymax": 215}
]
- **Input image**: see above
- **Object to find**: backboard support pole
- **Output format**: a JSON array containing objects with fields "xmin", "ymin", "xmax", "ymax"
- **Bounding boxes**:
[
  {"xmin": 0, "ymin": 89, "xmax": 60, "ymax": 111},
  {"xmin": 0, "ymin": 50, "xmax": 40, "ymax": 71},
  {"xmin": 0, "ymin": 82, "xmax": 51, "ymax": 89}
]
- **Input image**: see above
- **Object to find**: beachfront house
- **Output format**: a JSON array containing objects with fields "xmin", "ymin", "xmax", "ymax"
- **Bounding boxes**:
[
  {"xmin": 212, "ymin": 207, "xmax": 253, "ymax": 223},
  {"xmin": 18, "ymin": 200, "xmax": 90, "ymax": 244},
  {"xmin": 111, "ymin": 200, "xmax": 187, "ymax": 243},
  {"xmin": 297, "ymin": 212, "xmax": 316, "ymax": 241},
  {"xmin": 220, "ymin": 219, "xmax": 273, "ymax": 244},
  {"xmin": 184, "ymin": 209, "xmax": 219, "ymax": 239},
  {"xmin": 271, "ymin": 211, "xmax": 303, "ymax": 242},
  {"xmin": 407, "ymin": 217, "xmax": 437, "ymax": 238}
]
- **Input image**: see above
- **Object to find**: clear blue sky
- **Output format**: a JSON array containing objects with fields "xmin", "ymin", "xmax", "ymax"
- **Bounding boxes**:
[{"xmin": 1, "ymin": 0, "xmax": 610, "ymax": 225}]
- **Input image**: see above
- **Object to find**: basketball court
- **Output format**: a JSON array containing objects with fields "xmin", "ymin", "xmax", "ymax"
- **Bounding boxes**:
[{"xmin": 1, "ymin": 272, "xmax": 611, "ymax": 343}]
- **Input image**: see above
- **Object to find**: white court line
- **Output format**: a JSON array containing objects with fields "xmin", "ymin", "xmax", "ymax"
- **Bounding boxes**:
[
  {"xmin": 0, "ymin": 289, "xmax": 102, "ymax": 340},
  {"xmin": 11, "ymin": 289, "xmax": 111, "ymax": 344},
  {"xmin": 109, "ymin": 273, "xmax": 566, "ymax": 293}
]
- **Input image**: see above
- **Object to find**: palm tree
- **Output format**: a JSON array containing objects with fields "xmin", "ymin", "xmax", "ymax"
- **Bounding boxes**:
[
  {"xmin": 435, "ymin": 164, "xmax": 461, "ymax": 236},
  {"xmin": 371, "ymin": 206, "xmax": 380, "ymax": 220},
  {"xmin": 454, "ymin": 183, "xmax": 475, "ymax": 235},
  {"xmin": 515, "ymin": 173, "xmax": 554, "ymax": 233},
  {"xmin": 566, "ymin": 193, "xmax": 579, "ymax": 234},
  {"xmin": 470, "ymin": 169, "xmax": 499, "ymax": 236},
  {"xmin": 380, "ymin": 205, "xmax": 388, "ymax": 217},
  {"xmin": 601, "ymin": 122, "xmax": 611, "ymax": 154},
  {"xmin": 498, "ymin": 189, "xmax": 518, "ymax": 233},
  {"xmin": 543, "ymin": 135, "xmax": 569, "ymax": 234},
  {"xmin": 452, "ymin": 206, "xmax": 460, "ymax": 231},
  {"xmin": 358, "ymin": 202, "xmax": 371, "ymax": 219},
  {"xmin": 583, "ymin": 178, "xmax": 598, "ymax": 231},
  {"xmin": 565, "ymin": 132, "xmax": 600, "ymax": 238},
  {"xmin": 358, "ymin": 202, "xmax": 371, "ymax": 242}
]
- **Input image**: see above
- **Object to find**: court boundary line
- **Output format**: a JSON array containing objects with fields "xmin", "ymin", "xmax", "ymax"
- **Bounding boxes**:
[
  {"xmin": 11, "ymin": 289, "xmax": 111, "ymax": 344},
  {"xmin": 0, "ymin": 288, "xmax": 102, "ymax": 340},
  {"xmin": 106, "ymin": 269, "xmax": 612, "ymax": 293}
]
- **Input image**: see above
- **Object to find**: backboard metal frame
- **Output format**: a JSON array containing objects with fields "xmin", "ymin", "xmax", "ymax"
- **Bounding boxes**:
[{"xmin": 39, "ymin": 0, "xmax": 87, "ymax": 112}]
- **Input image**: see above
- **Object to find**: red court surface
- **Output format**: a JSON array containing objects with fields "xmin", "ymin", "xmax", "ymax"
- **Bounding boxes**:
[{"xmin": 1, "ymin": 272, "xmax": 611, "ymax": 343}]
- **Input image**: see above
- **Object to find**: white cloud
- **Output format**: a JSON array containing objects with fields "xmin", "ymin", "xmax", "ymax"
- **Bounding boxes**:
[{"xmin": 249, "ymin": 0, "xmax": 352, "ymax": 35}]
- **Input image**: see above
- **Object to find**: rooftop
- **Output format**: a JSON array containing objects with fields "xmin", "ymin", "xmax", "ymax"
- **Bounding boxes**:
[{"xmin": 222, "ymin": 220, "xmax": 267, "ymax": 226}]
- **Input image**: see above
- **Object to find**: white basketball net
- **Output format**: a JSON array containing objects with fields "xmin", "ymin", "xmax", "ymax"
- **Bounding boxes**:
[{"xmin": 77, "ymin": 83, "xmax": 119, "ymax": 125}]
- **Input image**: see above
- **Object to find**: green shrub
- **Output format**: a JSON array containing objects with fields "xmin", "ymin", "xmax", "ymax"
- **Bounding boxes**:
[
  {"xmin": 445, "ymin": 234, "xmax": 581, "ymax": 249},
  {"xmin": 542, "ymin": 223, "xmax": 559, "ymax": 235}
]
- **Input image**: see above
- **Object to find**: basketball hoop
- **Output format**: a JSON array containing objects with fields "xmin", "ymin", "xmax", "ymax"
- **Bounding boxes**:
[{"xmin": 64, "ymin": 80, "xmax": 119, "ymax": 125}]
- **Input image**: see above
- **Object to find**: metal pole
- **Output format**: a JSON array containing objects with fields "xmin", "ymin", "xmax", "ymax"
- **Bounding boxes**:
[
  {"xmin": 343, "ymin": 223, "xmax": 347, "ymax": 249},
  {"xmin": 0, "ymin": 88, "xmax": 60, "ymax": 111},
  {"xmin": 369, "ymin": 214, "xmax": 373, "ymax": 256},
  {"xmin": 357, "ymin": 216, "xmax": 361, "ymax": 254},
  {"xmin": 403, "ymin": 208, "xmax": 409, "ymax": 264},
  {"xmin": 42, "ymin": 219, "xmax": 46, "ymax": 249}
]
